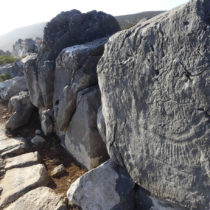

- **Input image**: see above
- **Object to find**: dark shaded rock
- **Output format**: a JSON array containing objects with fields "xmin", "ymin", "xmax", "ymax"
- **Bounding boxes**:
[
  {"xmin": 97, "ymin": 0, "xmax": 210, "ymax": 209},
  {"xmin": 65, "ymin": 86, "xmax": 109, "ymax": 170},
  {"xmin": 6, "ymin": 91, "xmax": 34, "ymax": 130},
  {"xmin": 54, "ymin": 38, "xmax": 107, "ymax": 133},
  {"xmin": 135, "ymin": 187, "xmax": 187, "ymax": 210},
  {"xmin": 67, "ymin": 159, "xmax": 135, "ymax": 210},
  {"xmin": 97, "ymin": 106, "xmax": 106, "ymax": 143},
  {"xmin": 35, "ymin": 129, "xmax": 41, "ymax": 135},
  {"xmin": 41, "ymin": 10, "xmax": 120, "ymax": 61}
]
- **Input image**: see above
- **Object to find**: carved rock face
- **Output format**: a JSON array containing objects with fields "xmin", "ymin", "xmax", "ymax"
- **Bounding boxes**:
[{"xmin": 97, "ymin": 0, "xmax": 210, "ymax": 209}]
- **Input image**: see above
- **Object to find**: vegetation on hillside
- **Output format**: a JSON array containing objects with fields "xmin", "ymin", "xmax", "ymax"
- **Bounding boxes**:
[
  {"xmin": 0, "ymin": 73, "xmax": 11, "ymax": 82},
  {"xmin": 116, "ymin": 11, "xmax": 165, "ymax": 29},
  {"xmin": 0, "ymin": 55, "xmax": 18, "ymax": 65}
]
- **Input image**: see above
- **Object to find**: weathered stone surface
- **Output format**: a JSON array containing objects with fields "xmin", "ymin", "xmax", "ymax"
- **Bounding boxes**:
[
  {"xmin": 6, "ymin": 91, "xmax": 34, "ymax": 130},
  {"xmin": 67, "ymin": 159, "xmax": 135, "ymax": 210},
  {"xmin": 97, "ymin": 106, "xmax": 106, "ymax": 143},
  {"xmin": 0, "ymin": 76, "xmax": 27, "ymax": 100},
  {"xmin": 41, "ymin": 10, "xmax": 120, "ymax": 61},
  {"xmin": 23, "ymin": 53, "xmax": 43, "ymax": 107},
  {"xmin": 40, "ymin": 109, "xmax": 54, "ymax": 136},
  {"xmin": 5, "ymin": 187, "xmax": 67, "ymax": 210},
  {"xmin": 51, "ymin": 164, "xmax": 66, "ymax": 177},
  {"xmin": 0, "ymin": 138, "xmax": 27, "ymax": 157},
  {"xmin": 54, "ymin": 38, "xmax": 107, "ymax": 132},
  {"xmin": 0, "ymin": 164, "xmax": 48, "ymax": 208},
  {"xmin": 31, "ymin": 135, "xmax": 46, "ymax": 146},
  {"xmin": 5, "ymin": 152, "xmax": 40, "ymax": 170},
  {"xmin": 65, "ymin": 86, "xmax": 108, "ymax": 170},
  {"xmin": 97, "ymin": 0, "xmax": 210, "ymax": 209},
  {"xmin": 38, "ymin": 60, "xmax": 55, "ymax": 108}
]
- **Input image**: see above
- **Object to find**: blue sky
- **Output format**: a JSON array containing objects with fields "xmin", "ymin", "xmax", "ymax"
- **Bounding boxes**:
[{"xmin": 0, "ymin": 0, "xmax": 189, "ymax": 35}]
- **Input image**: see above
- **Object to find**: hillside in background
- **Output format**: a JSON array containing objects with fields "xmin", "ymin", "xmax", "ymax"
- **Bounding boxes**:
[
  {"xmin": 0, "ymin": 22, "xmax": 47, "ymax": 51},
  {"xmin": 0, "ymin": 11, "xmax": 164, "ymax": 52},
  {"xmin": 116, "ymin": 11, "xmax": 164, "ymax": 29}
]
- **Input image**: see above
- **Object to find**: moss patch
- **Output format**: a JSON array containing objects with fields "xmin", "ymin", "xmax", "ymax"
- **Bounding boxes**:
[
  {"xmin": 0, "ymin": 73, "xmax": 11, "ymax": 82},
  {"xmin": 0, "ymin": 55, "xmax": 18, "ymax": 65}
]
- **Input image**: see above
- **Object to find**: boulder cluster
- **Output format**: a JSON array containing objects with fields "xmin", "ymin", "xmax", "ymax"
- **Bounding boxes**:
[
  {"xmin": 23, "ymin": 10, "xmax": 120, "ymax": 170},
  {"xmin": 0, "ymin": 0, "xmax": 209, "ymax": 209},
  {"xmin": 12, "ymin": 38, "xmax": 42, "ymax": 57}
]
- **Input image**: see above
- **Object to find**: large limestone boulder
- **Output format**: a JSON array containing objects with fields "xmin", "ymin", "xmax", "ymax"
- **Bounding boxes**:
[
  {"xmin": 6, "ymin": 91, "xmax": 34, "ymax": 130},
  {"xmin": 41, "ymin": 10, "xmax": 120, "ymax": 61},
  {"xmin": 5, "ymin": 187, "xmax": 67, "ymax": 210},
  {"xmin": 67, "ymin": 160, "xmax": 135, "ymax": 210},
  {"xmin": 97, "ymin": 0, "xmax": 210, "ymax": 209},
  {"xmin": 0, "ymin": 76, "xmax": 27, "ymax": 100},
  {"xmin": 0, "ymin": 164, "xmax": 48, "ymax": 208},
  {"xmin": 54, "ymin": 38, "xmax": 107, "ymax": 132},
  {"xmin": 65, "ymin": 86, "xmax": 108, "ymax": 170}
]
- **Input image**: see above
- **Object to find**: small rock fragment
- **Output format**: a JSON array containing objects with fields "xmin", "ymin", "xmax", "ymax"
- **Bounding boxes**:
[
  {"xmin": 35, "ymin": 129, "xmax": 41, "ymax": 135},
  {"xmin": 40, "ymin": 109, "xmax": 54, "ymax": 136},
  {"xmin": 51, "ymin": 164, "xmax": 66, "ymax": 178},
  {"xmin": 31, "ymin": 135, "xmax": 45, "ymax": 146}
]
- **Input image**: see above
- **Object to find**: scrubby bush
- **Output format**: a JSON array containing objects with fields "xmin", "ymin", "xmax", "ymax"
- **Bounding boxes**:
[
  {"xmin": 0, "ymin": 55, "xmax": 18, "ymax": 65},
  {"xmin": 0, "ymin": 73, "xmax": 11, "ymax": 82}
]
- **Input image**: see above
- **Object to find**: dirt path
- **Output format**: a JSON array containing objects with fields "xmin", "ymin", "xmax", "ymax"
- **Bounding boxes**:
[{"xmin": 0, "ymin": 99, "xmax": 87, "ymax": 209}]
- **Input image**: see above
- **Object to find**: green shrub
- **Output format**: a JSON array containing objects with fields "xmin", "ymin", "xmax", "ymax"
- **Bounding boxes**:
[
  {"xmin": 0, "ymin": 73, "xmax": 11, "ymax": 82},
  {"xmin": 0, "ymin": 55, "xmax": 18, "ymax": 65}
]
